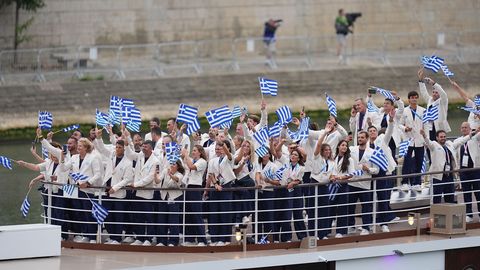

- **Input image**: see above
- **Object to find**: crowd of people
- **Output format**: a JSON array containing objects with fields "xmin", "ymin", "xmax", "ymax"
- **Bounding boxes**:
[{"xmin": 14, "ymin": 67, "xmax": 480, "ymax": 247}]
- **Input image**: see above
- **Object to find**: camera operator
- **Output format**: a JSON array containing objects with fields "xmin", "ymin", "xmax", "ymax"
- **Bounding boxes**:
[
  {"xmin": 335, "ymin": 9, "xmax": 351, "ymax": 64},
  {"xmin": 263, "ymin": 19, "xmax": 282, "ymax": 69}
]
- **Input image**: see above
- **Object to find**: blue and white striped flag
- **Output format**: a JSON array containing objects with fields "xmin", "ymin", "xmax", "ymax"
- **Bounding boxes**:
[
  {"xmin": 264, "ymin": 169, "xmax": 275, "ymax": 180},
  {"xmin": 274, "ymin": 165, "xmax": 288, "ymax": 180},
  {"xmin": 276, "ymin": 106, "xmax": 292, "ymax": 125},
  {"xmin": 205, "ymin": 105, "xmax": 233, "ymax": 128},
  {"xmin": 253, "ymin": 127, "xmax": 270, "ymax": 146},
  {"xmin": 423, "ymin": 104, "xmax": 439, "ymax": 123},
  {"xmin": 70, "ymin": 172, "xmax": 89, "ymax": 182},
  {"xmin": 259, "ymin": 77, "xmax": 278, "ymax": 96},
  {"xmin": 177, "ymin": 104, "xmax": 198, "ymax": 124},
  {"xmin": 367, "ymin": 99, "xmax": 380, "ymax": 113},
  {"xmin": 441, "ymin": 65, "xmax": 454, "ymax": 77},
  {"xmin": 126, "ymin": 107, "xmax": 142, "ymax": 132},
  {"xmin": 231, "ymin": 106, "xmax": 242, "ymax": 118},
  {"xmin": 474, "ymin": 96, "xmax": 480, "ymax": 107},
  {"xmin": 96, "ymin": 109, "xmax": 110, "ymax": 127},
  {"xmin": 258, "ymin": 233, "xmax": 270, "ymax": 244},
  {"xmin": 372, "ymin": 86, "xmax": 396, "ymax": 101},
  {"xmin": 369, "ymin": 146, "xmax": 389, "ymax": 171},
  {"xmin": 62, "ymin": 124, "xmax": 79, "ymax": 132},
  {"xmin": 121, "ymin": 99, "xmax": 136, "ymax": 125},
  {"xmin": 347, "ymin": 169, "xmax": 364, "ymax": 177},
  {"xmin": 325, "ymin": 93, "xmax": 337, "ymax": 118},
  {"xmin": 255, "ymin": 145, "xmax": 269, "ymax": 158},
  {"xmin": 20, "ymin": 196, "xmax": 30, "ymax": 218},
  {"xmin": 219, "ymin": 119, "xmax": 233, "ymax": 129},
  {"xmin": 41, "ymin": 146, "xmax": 49, "ymax": 159},
  {"xmin": 186, "ymin": 118, "xmax": 201, "ymax": 136},
  {"xmin": 0, "ymin": 156, "xmax": 13, "ymax": 170},
  {"xmin": 165, "ymin": 142, "xmax": 181, "ymax": 164},
  {"xmin": 63, "ymin": 184, "xmax": 77, "ymax": 197},
  {"xmin": 421, "ymin": 55, "xmax": 444, "ymax": 73},
  {"xmin": 38, "ymin": 111, "xmax": 53, "ymax": 130},
  {"xmin": 268, "ymin": 121, "xmax": 282, "ymax": 138},
  {"xmin": 459, "ymin": 106, "xmax": 480, "ymax": 116},
  {"xmin": 328, "ymin": 182, "xmax": 341, "ymax": 201},
  {"xmin": 421, "ymin": 154, "xmax": 427, "ymax": 174},
  {"xmin": 109, "ymin": 96, "xmax": 122, "ymax": 125},
  {"xmin": 398, "ymin": 139, "xmax": 410, "ymax": 158},
  {"xmin": 91, "ymin": 200, "xmax": 109, "ymax": 225}
]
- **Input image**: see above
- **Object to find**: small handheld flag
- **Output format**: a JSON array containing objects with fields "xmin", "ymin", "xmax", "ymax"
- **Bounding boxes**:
[
  {"xmin": 255, "ymin": 145, "xmax": 269, "ymax": 158},
  {"xmin": 96, "ymin": 109, "xmax": 110, "ymax": 127},
  {"xmin": 268, "ymin": 121, "xmax": 282, "ymax": 138},
  {"xmin": 231, "ymin": 106, "xmax": 242, "ymax": 118},
  {"xmin": 258, "ymin": 77, "xmax": 278, "ymax": 96},
  {"xmin": 369, "ymin": 146, "xmax": 389, "ymax": 171},
  {"xmin": 205, "ymin": 105, "xmax": 233, "ymax": 128},
  {"xmin": 0, "ymin": 156, "xmax": 13, "ymax": 170},
  {"xmin": 63, "ymin": 184, "xmax": 77, "ymax": 197},
  {"xmin": 276, "ymin": 106, "xmax": 292, "ymax": 125},
  {"xmin": 459, "ymin": 106, "xmax": 480, "ymax": 116},
  {"xmin": 253, "ymin": 127, "xmax": 270, "ymax": 146},
  {"xmin": 398, "ymin": 139, "xmax": 411, "ymax": 158},
  {"xmin": 38, "ymin": 111, "xmax": 53, "ymax": 130},
  {"xmin": 165, "ymin": 142, "xmax": 181, "ymax": 164},
  {"xmin": 367, "ymin": 99, "xmax": 380, "ymax": 113},
  {"xmin": 62, "ymin": 124, "xmax": 80, "ymax": 133},
  {"xmin": 91, "ymin": 200, "xmax": 109, "ymax": 225},
  {"xmin": 325, "ymin": 93, "xmax": 337, "ymax": 117},
  {"xmin": 20, "ymin": 196, "xmax": 30, "ymax": 218},
  {"xmin": 421, "ymin": 55, "xmax": 444, "ymax": 73},
  {"xmin": 347, "ymin": 169, "xmax": 364, "ymax": 177},
  {"xmin": 441, "ymin": 65, "xmax": 454, "ymax": 77},
  {"xmin": 70, "ymin": 172, "xmax": 89, "ymax": 182},
  {"xmin": 423, "ymin": 104, "xmax": 439, "ymax": 123},
  {"xmin": 371, "ymin": 86, "xmax": 396, "ymax": 101}
]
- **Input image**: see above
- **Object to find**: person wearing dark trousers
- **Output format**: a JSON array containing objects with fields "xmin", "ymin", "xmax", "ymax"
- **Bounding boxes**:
[
  {"xmin": 156, "ymin": 159, "xmax": 184, "ymax": 246},
  {"xmin": 255, "ymin": 148, "xmax": 278, "ymax": 243},
  {"xmin": 94, "ymin": 132, "xmax": 134, "ymax": 245},
  {"xmin": 454, "ymin": 122, "xmax": 480, "ymax": 222},
  {"xmin": 399, "ymin": 90, "xmax": 426, "ymax": 187},
  {"xmin": 207, "ymin": 141, "xmax": 236, "ymax": 246},
  {"xmin": 330, "ymin": 140, "xmax": 355, "ymax": 238},
  {"xmin": 422, "ymin": 129, "xmax": 474, "ymax": 204},
  {"xmin": 348, "ymin": 131, "xmax": 379, "ymax": 236},
  {"xmin": 233, "ymin": 140, "xmax": 256, "ymax": 224},
  {"xmin": 309, "ymin": 127, "xmax": 335, "ymax": 239},
  {"xmin": 124, "ymin": 137, "xmax": 159, "ymax": 246},
  {"xmin": 284, "ymin": 149, "xmax": 307, "ymax": 241},
  {"xmin": 182, "ymin": 145, "xmax": 208, "ymax": 246}
]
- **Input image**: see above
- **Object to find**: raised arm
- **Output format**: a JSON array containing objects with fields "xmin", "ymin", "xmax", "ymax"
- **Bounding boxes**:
[{"xmin": 451, "ymin": 81, "xmax": 471, "ymax": 103}]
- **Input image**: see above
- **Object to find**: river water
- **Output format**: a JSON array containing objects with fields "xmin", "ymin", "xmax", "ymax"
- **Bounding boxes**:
[{"xmin": 0, "ymin": 115, "xmax": 466, "ymax": 226}]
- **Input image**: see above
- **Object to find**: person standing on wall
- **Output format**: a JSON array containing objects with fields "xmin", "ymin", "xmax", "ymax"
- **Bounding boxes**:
[
  {"xmin": 263, "ymin": 19, "xmax": 282, "ymax": 69},
  {"xmin": 335, "ymin": 9, "xmax": 350, "ymax": 64}
]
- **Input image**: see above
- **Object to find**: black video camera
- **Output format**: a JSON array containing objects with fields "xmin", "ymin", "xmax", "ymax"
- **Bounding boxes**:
[{"xmin": 346, "ymin": 12, "xmax": 362, "ymax": 27}]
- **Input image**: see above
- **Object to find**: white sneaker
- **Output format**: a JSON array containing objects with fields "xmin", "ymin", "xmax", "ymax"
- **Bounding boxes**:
[
  {"xmin": 331, "ymin": 220, "xmax": 337, "ymax": 227},
  {"xmin": 391, "ymin": 216, "xmax": 401, "ymax": 222},
  {"xmin": 89, "ymin": 240, "xmax": 97, "ymax": 244},
  {"xmin": 216, "ymin": 241, "xmax": 225, "ymax": 246},
  {"xmin": 209, "ymin": 241, "xmax": 217, "ymax": 246},
  {"xmin": 322, "ymin": 236, "xmax": 328, "ymax": 240},
  {"xmin": 130, "ymin": 240, "xmax": 143, "ymax": 246},
  {"xmin": 80, "ymin": 237, "xmax": 90, "ymax": 243},
  {"xmin": 274, "ymin": 241, "xmax": 280, "ymax": 243},
  {"xmin": 122, "ymin": 236, "xmax": 135, "ymax": 243},
  {"xmin": 197, "ymin": 242, "xmax": 206, "ymax": 247},
  {"xmin": 400, "ymin": 184, "xmax": 410, "ymax": 191},
  {"xmin": 466, "ymin": 216, "xmax": 474, "ymax": 223},
  {"xmin": 73, "ymin": 235, "xmax": 83, "ymax": 242},
  {"xmin": 142, "ymin": 240, "xmax": 152, "ymax": 246},
  {"xmin": 168, "ymin": 243, "xmax": 174, "ymax": 247},
  {"xmin": 347, "ymin": 227, "xmax": 356, "ymax": 234},
  {"xmin": 335, "ymin": 233, "xmax": 343, "ymax": 238},
  {"xmin": 412, "ymin": 185, "xmax": 422, "ymax": 192},
  {"xmin": 381, "ymin": 225, "xmax": 390, "ymax": 233},
  {"xmin": 225, "ymin": 242, "xmax": 230, "ymax": 246},
  {"xmin": 181, "ymin": 241, "xmax": 194, "ymax": 247},
  {"xmin": 156, "ymin": 242, "xmax": 165, "ymax": 246},
  {"xmin": 360, "ymin": 229, "xmax": 370, "ymax": 236},
  {"xmin": 106, "ymin": 240, "xmax": 120, "ymax": 245}
]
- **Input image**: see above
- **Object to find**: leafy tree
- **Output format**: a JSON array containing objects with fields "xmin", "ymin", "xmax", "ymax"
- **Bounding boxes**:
[{"xmin": 0, "ymin": 0, "xmax": 45, "ymax": 51}]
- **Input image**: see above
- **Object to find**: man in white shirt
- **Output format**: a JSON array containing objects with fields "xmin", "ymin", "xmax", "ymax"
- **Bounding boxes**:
[
  {"xmin": 349, "ymin": 98, "xmax": 380, "ymax": 146},
  {"xmin": 144, "ymin": 117, "xmax": 160, "ymax": 141}
]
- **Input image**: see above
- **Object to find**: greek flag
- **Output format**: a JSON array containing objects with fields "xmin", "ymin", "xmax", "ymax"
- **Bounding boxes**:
[
  {"xmin": 423, "ymin": 105, "xmax": 439, "ymax": 123},
  {"xmin": 205, "ymin": 105, "xmax": 232, "ymax": 128},
  {"xmin": 219, "ymin": 119, "xmax": 233, "ymax": 130},
  {"xmin": 185, "ymin": 118, "xmax": 201, "ymax": 135},
  {"xmin": 231, "ymin": 106, "xmax": 242, "ymax": 118},
  {"xmin": 96, "ymin": 109, "xmax": 110, "ymax": 127},
  {"xmin": 274, "ymin": 165, "xmax": 288, "ymax": 180},
  {"xmin": 258, "ymin": 77, "xmax": 278, "ymax": 96},
  {"xmin": 63, "ymin": 184, "xmax": 77, "ymax": 197},
  {"xmin": 255, "ymin": 145, "xmax": 269, "ymax": 158},
  {"xmin": 369, "ymin": 146, "xmax": 389, "ymax": 171},
  {"xmin": 70, "ymin": 172, "xmax": 89, "ymax": 182},
  {"xmin": 276, "ymin": 105, "xmax": 292, "ymax": 125},
  {"xmin": 253, "ymin": 127, "xmax": 270, "ymax": 146},
  {"xmin": 268, "ymin": 121, "xmax": 282, "ymax": 138},
  {"xmin": 123, "ymin": 107, "xmax": 141, "ymax": 132},
  {"xmin": 109, "ymin": 96, "xmax": 122, "ymax": 125},
  {"xmin": 38, "ymin": 111, "xmax": 53, "ymax": 130},
  {"xmin": 62, "ymin": 124, "xmax": 79, "ymax": 132},
  {"xmin": 441, "ymin": 65, "xmax": 454, "ymax": 77},
  {"xmin": 165, "ymin": 142, "xmax": 181, "ymax": 164},
  {"xmin": 41, "ymin": 146, "xmax": 49, "ymax": 159},
  {"xmin": 398, "ymin": 139, "xmax": 410, "ymax": 158},
  {"xmin": 177, "ymin": 104, "xmax": 198, "ymax": 124},
  {"xmin": 91, "ymin": 200, "xmax": 109, "ymax": 225},
  {"xmin": 347, "ymin": 169, "xmax": 364, "ymax": 177},
  {"xmin": 289, "ymin": 117, "xmax": 310, "ymax": 141},
  {"xmin": 258, "ymin": 233, "xmax": 270, "ymax": 244},
  {"xmin": 121, "ymin": 99, "xmax": 136, "ymax": 125},
  {"xmin": 367, "ymin": 99, "xmax": 380, "ymax": 113},
  {"xmin": 0, "ymin": 156, "xmax": 13, "ymax": 170},
  {"xmin": 372, "ymin": 86, "xmax": 396, "ymax": 101},
  {"xmin": 421, "ymin": 155, "xmax": 427, "ymax": 174},
  {"xmin": 421, "ymin": 55, "xmax": 444, "ymax": 73},
  {"xmin": 264, "ymin": 169, "xmax": 275, "ymax": 180},
  {"xmin": 475, "ymin": 96, "xmax": 480, "ymax": 107},
  {"xmin": 20, "ymin": 196, "xmax": 30, "ymax": 218},
  {"xmin": 459, "ymin": 106, "xmax": 480, "ymax": 116},
  {"xmin": 325, "ymin": 93, "xmax": 337, "ymax": 117},
  {"xmin": 328, "ymin": 182, "xmax": 341, "ymax": 201}
]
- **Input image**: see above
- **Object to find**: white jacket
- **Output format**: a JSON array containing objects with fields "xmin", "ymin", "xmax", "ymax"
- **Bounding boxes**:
[
  {"xmin": 423, "ymin": 135, "xmax": 470, "ymax": 180},
  {"xmin": 419, "ymin": 82, "xmax": 451, "ymax": 133},
  {"xmin": 62, "ymin": 152, "xmax": 103, "ymax": 195},
  {"xmin": 399, "ymin": 105, "xmax": 426, "ymax": 147},
  {"xmin": 125, "ymin": 146, "xmax": 159, "ymax": 199},
  {"xmin": 348, "ymin": 146, "xmax": 380, "ymax": 190}
]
